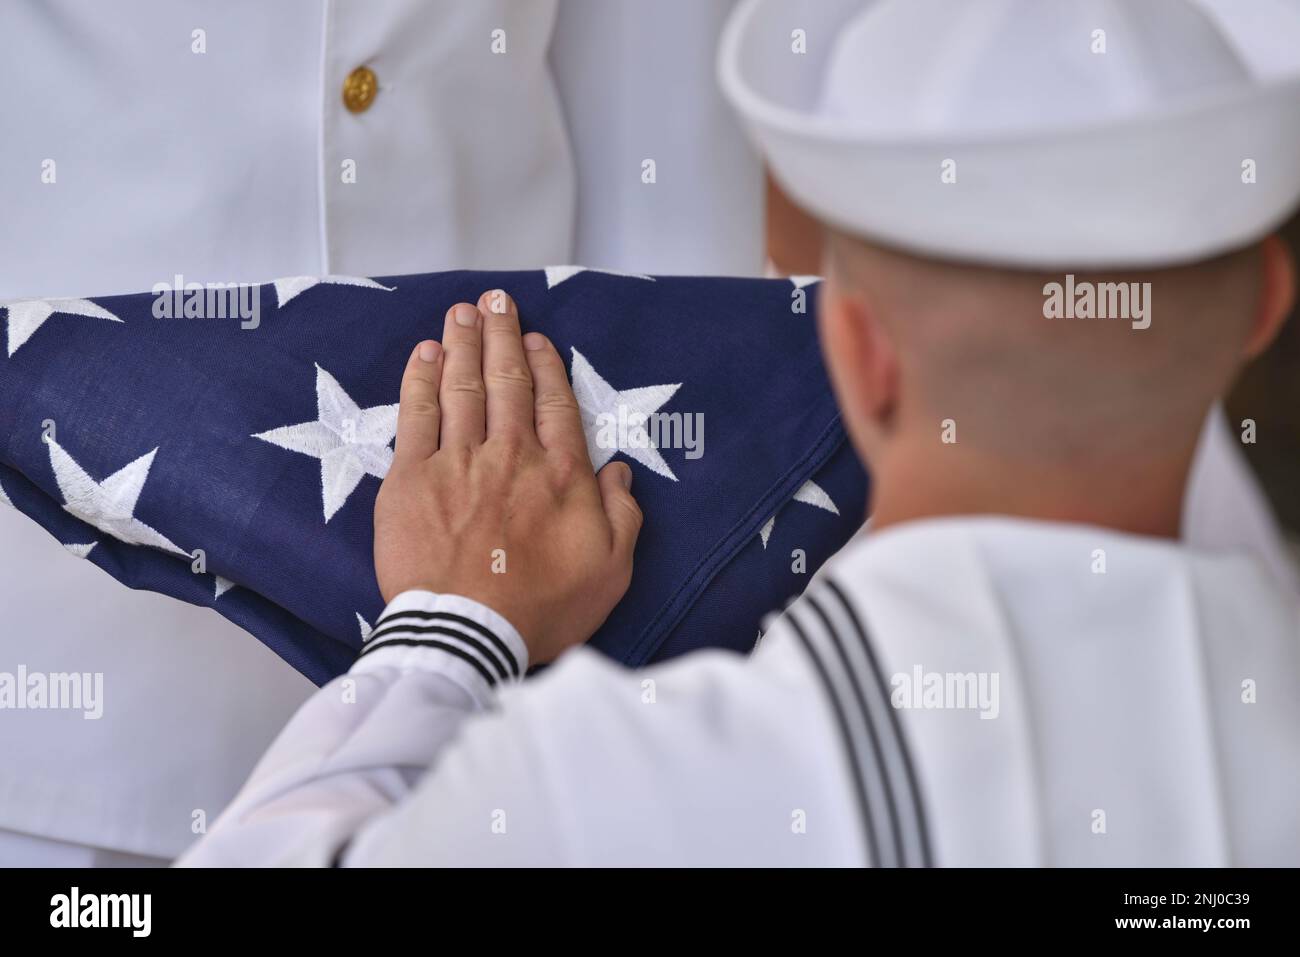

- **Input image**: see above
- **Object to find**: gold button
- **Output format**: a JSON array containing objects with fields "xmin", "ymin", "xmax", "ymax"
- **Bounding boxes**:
[{"xmin": 342, "ymin": 66, "xmax": 378, "ymax": 113}]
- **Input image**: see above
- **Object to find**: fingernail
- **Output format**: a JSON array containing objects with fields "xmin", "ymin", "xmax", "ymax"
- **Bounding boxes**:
[
  {"xmin": 454, "ymin": 303, "xmax": 479, "ymax": 327},
  {"xmin": 620, "ymin": 464, "xmax": 633, "ymax": 490},
  {"xmin": 523, "ymin": 332, "xmax": 547, "ymax": 351},
  {"xmin": 485, "ymin": 289, "xmax": 511, "ymax": 315},
  {"xmin": 417, "ymin": 340, "xmax": 441, "ymax": 362}
]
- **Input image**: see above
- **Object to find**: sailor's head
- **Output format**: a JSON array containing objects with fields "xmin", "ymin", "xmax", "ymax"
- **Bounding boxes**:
[
  {"xmin": 722, "ymin": 0, "xmax": 1300, "ymax": 508},
  {"xmin": 816, "ymin": 230, "xmax": 1291, "ymax": 482}
]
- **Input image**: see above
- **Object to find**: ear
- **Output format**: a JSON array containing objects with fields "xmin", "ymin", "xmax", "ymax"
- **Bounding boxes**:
[
  {"xmin": 818, "ymin": 275, "xmax": 900, "ymax": 440},
  {"xmin": 1244, "ymin": 234, "xmax": 1295, "ymax": 360}
]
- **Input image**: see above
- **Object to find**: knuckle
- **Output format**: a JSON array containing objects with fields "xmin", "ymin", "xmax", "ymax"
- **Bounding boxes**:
[
  {"xmin": 402, "ymin": 398, "xmax": 440, "ymax": 419},
  {"xmin": 443, "ymin": 377, "xmax": 486, "ymax": 401},
  {"xmin": 444, "ymin": 325, "xmax": 482, "ymax": 347},
  {"xmin": 548, "ymin": 449, "xmax": 586, "ymax": 482},
  {"xmin": 623, "ymin": 497, "xmax": 644, "ymax": 528},
  {"xmin": 485, "ymin": 367, "xmax": 533, "ymax": 390},
  {"xmin": 535, "ymin": 389, "xmax": 579, "ymax": 413},
  {"xmin": 614, "ymin": 494, "xmax": 643, "ymax": 532},
  {"xmin": 546, "ymin": 449, "xmax": 592, "ymax": 488},
  {"xmin": 488, "ymin": 433, "xmax": 531, "ymax": 466},
  {"xmin": 526, "ymin": 343, "xmax": 560, "ymax": 365},
  {"xmin": 403, "ymin": 367, "xmax": 439, "ymax": 388},
  {"xmin": 445, "ymin": 443, "xmax": 475, "ymax": 473}
]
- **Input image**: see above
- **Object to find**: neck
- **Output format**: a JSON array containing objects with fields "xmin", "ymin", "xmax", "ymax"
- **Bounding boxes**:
[{"xmin": 865, "ymin": 436, "xmax": 1197, "ymax": 540}]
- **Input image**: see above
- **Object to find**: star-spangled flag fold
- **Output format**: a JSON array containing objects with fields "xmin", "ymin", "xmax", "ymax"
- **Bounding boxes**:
[{"xmin": 0, "ymin": 270, "xmax": 867, "ymax": 685}]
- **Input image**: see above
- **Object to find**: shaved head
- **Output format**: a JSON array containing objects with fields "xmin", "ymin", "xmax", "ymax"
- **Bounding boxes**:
[
  {"xmin": 826, "ymin": 233, "xmax": 1263, "ymax": 459},
  {"xmin": 817, "ymin": 230, "xmax": 1292, "ymax": 535}
]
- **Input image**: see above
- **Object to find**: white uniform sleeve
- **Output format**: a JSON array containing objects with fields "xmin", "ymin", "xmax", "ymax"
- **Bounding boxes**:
[{"xmin": 178, "ymin": 591, "xmax": 864, "ymax": 867}]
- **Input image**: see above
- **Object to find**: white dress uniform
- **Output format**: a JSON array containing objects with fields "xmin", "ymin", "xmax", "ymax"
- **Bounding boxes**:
[
  {"xmin": 178, "ymin": 518, "xmax": 1300, "ymax": 867},
  {"xmin": 0, "ymin": 0, "xmax": 761, "ymax": 865},
  {"xmin": 182, "ymin": 0, "xmax": 1300, "ymax": 868}
]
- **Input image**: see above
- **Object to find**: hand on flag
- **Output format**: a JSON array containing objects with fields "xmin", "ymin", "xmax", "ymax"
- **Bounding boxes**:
[{"xmin": 374, "ymin": 290, "xmax": 643, "ymax": 665}]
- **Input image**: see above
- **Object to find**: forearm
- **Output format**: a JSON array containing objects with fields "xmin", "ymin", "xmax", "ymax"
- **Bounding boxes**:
[{"xmin": 177, "ymin": 591, "xmax": 527, "ymax": 867}]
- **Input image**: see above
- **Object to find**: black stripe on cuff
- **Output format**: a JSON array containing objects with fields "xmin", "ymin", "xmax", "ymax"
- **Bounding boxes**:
[
  {"xmin": 374, "ymin": 609, "xmax": 520, "ymax": 677},
  {"xmin": 356, "ymin": 636, "xmax": 499, "ymax": 687},
  {"xmin": 363, "ymin": 622, "xmax": 509, "ymax": 681}
]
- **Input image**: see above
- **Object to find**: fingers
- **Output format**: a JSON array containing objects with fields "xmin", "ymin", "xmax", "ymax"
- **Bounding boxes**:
[
  {"xmin": 478, "ymin": 290, "xmax": 536, "ymax": 442},
  {"xmin": 394, "ymin": 339, "xmax": 443, "ymax": 462},
  {"xmin": 523, "ymin": 333, "xmax": 590, "ymax": 461},
  {"xmin": 596, "ymin": 462, "xmax": 642, "ymax": 563},
  {"xmin": 439, "ymin": 302, "xmax": 486, "ymax": 447}
]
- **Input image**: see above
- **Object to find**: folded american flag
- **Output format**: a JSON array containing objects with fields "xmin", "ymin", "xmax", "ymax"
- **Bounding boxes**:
[{"xmin": 0, "ymin": 270, "xmax": 867, "ymax": 684}]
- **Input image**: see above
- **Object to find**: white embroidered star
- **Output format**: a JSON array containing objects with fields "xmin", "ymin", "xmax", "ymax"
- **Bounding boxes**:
[
  {"xmin": 214, "ymin": 576, "xmax": 235, "ymax": 600},
  {"xmin": 570, "ymin": 348, "xmax": 681, "ymax": 481},
  {"xmin": 789, "ymin": 275, "xmax": 822, "ymax": 290},
  {"xmin": 253, "ymin": 365, "xmax": 398, "ymax": 522},
  {"xmin": 46, "ymin": 439, "xmax": 186, "ymax": 556},
  {"xmin": 544, "ymin": 266, "xmax": 655, "ymax": 289},
  {"xmin": 2, "ymin": 298, "xmax": 122, "ymax": 357},
  {"xmin": 64, "ymin": 542, "xmax": 97, "ymax": 560},
  {"xmin": 759, "ymin": 479, "xmax": 839, "ymax": 548},
  {"xmin": 357, "ymin": 614, "xmax": 373, "ymax": 641},
  {"xmin": 271, "ymin": 275, "xmax": 395, "ymax": 308}
]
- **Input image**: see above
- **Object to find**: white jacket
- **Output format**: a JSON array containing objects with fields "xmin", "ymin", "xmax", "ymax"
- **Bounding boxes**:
[{"xmin": 180, "ymin": 517, "xmax": 1300, "ymax": 867}]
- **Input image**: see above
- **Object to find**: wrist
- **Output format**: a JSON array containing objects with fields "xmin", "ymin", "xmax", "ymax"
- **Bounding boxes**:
[{"xmin": 356, "ymin": 590, "xmax": 530, "ymax": 697}]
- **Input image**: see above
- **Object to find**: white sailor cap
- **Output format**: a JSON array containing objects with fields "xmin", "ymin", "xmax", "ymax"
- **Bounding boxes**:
[{"xmin": 719, "ymin": 0, "xmax": 1300, "ymax": 268}]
